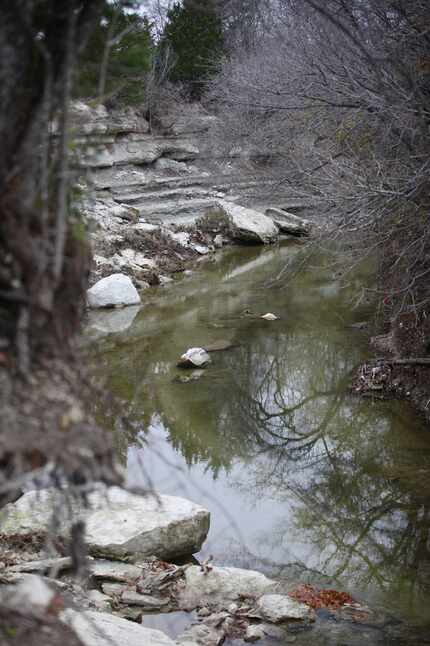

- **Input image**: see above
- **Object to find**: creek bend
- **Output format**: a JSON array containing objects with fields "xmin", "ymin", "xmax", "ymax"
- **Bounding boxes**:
[{"xmin": 89, "ymin": 241, "xmax": 430, "ymax": 632}]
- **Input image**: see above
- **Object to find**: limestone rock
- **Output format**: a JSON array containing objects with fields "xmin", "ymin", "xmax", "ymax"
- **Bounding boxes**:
[
  {"xmin": 2, "ymin": 574, "xmax": 55, "ymax": 613},
  {"xmin": 215, "ymin": 201, "xmax": 279, "ymax": 244},
  {"xmin": 101, "ymin": 583, "xmax": 125, "ymax": 597},
  {"xmin": 155, "ymin": 158, "xmax": 191, "ymax": 174},
  {"xmin": 81, "ymin": 197, "xmax": 139, "ymax": 231},
  {"xmin": 245, "ymin": 624, "xmax": 265, "ymax": 642},
  {"xmin": 179, "ymin": 566, "xmax": 275, "ymax": 610},
  {"xmin": 161, "ymin": 139, "xmax": 199, "ymax": 161},
  {"xmin": 177, "ymin": 348, "xmax": 211, "ymax": 369},
  {"xmin": 265, "ymin": 208, "xmax": 312, "ymax": 236},
  {"xmin": 87, "ymin": 274, "xmax": 141, "ymax": 308},
  {"xmin": 89, "ymin": 560, "xmax": 142, "ymax": 583},
  {"xmin": 62, "ymin": 609, "xmax": 176, "ymax": 646},
  {"xmin": 120, "ymin": 590, "xmax": 169, "ymax": 609},
  {"xmin": 0, "ymin": 487, "xmax": 210, "ymax": 562},
  {"xmin": 88, "ymin": 590, "xmax": 112, "ymax": 612},
  {"xmin": 257, "ymin": 594, "xmax": 313, "ymax": 623},
  {"xmin": 115, "ymin": 249, "xmax": 157, "ymax": 271}
]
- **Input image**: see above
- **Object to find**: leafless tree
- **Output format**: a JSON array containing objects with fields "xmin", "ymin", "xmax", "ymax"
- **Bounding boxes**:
[{"xmin": 209, "ymin": 0, "xmax": 430, "ymax": 341}]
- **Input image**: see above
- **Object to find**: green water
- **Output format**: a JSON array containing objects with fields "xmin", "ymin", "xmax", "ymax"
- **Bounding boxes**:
[{"xmin": 89, "ymin": 242, "xmax": 430, "ymax": 633}]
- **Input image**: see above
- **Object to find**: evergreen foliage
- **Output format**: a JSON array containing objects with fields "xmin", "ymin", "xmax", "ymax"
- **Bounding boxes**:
[
  {"xmin": 76, "ymin": 2, "xmax": 153, "ymax": 105},
  {"xmin": 161, "ymin": 0, "xmax": 224, "ymax": 98}
]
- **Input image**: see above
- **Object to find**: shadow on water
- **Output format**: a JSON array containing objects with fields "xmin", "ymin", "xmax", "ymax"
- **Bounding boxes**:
[{"xmin": 88, "ymin": 242, "xmax": 430, "ymax": 633}]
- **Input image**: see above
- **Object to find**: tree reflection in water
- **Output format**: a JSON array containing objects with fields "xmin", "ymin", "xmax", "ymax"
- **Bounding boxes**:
[{"xmin": 90, "ymin": 244, "xmax": 430, "ymax": 620}]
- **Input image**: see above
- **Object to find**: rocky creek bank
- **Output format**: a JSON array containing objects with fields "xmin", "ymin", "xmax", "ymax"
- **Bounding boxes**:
[
  {"xmin": 73, "ymin": 101, "xmax": 312, "ymax": 312},
  {"xmin": 0, "ymin": 486, "xmax": 424, "ymax": 646}
]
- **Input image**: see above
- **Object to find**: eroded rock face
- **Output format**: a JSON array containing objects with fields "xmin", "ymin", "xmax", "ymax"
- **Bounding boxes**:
[
  {"xmin": 68, "ymin": 102, "xmax": 149, "ymax": 138},
  {"xmin": 87, "ymin": 274, "xmax": 141, "ymax": 308},
  {"xmin": 62, "ymin": 610, "xmax": 175, "ymax": 646},
  {"xmin": 0, "ymin": 487, "xmax": 210, "ymax": 561},
  {"xmin": 179, "ymin": 565, "xmax": 276, "ymax": 610},
  {"xmin": 215, "ymin": 201, "xmax": 279, "ymax": 244}
]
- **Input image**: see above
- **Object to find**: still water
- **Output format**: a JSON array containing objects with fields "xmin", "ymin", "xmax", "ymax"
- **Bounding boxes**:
[{"xmin": 89, "ymin": 242, "xmax": 430, "ymax": 632}]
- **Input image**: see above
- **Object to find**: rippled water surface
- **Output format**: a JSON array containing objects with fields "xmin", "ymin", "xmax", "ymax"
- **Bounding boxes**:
[{"xmin": 89, "ymin": 242, "xmax": 430, "ymax": 631}]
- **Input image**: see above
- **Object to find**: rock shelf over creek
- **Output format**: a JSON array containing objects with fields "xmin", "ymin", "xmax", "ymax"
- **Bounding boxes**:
[{"xmin": 73, "ymin": 101, "xmax": 313, "ymax": 308}]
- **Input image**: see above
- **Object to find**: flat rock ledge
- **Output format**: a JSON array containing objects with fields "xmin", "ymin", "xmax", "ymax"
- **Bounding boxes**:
[{"xmin": 0, "ymin": 487, "xmax": 209, "ymax": 561}]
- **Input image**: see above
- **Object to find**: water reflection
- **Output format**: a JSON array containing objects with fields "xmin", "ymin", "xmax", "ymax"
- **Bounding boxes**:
[{"xmin": 90, "ymin": 243, "xmax": 430, "ymax": 623}]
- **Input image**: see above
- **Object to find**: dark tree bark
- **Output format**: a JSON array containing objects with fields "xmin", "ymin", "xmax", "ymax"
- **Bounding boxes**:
[{"xmin": 0, "ymin": 0, "xmax": 105, "ymax": 373}]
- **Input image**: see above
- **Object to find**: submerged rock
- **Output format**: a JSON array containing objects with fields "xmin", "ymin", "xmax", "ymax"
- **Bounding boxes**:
[
  {"xmin": 87, "ymin": 274, "xmax": 141, "ymax": 308},
  {"xmin": 62, "ymin": 609, "xmax": 175, "ymax": 646},
  {"xmin": 0, "ymin": 487, "xmax": 210, "ymax": 561},
  {"xmin": 215, "ymin": 201, "xmax": 279, "ymax": 244},
  {"xmin": 177, "ymin": 348, "xmax": 211, "ymax": 368},
  {"xmin": 261, "ymin": 313, "xmax": 278, "ymax": 321},
  {"xmin": 176, "ymin": 622, "xmax": 223, "ymax": 646}
]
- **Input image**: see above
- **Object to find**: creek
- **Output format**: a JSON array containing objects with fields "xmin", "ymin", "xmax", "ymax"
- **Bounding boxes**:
[{"xmin": 89, "ymin": 241, "xmax": 430, "ymax": 640}]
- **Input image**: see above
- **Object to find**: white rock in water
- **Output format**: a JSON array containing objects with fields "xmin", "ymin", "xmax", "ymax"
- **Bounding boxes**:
[
  {"xmin": 177, "ymin": 348, "xmax": 211, "ymax": 368},
  {"xmin": 215, "ymin": 200, "xmax": 279, "ymax": 244},
  {"xmin": 0, "ymin": 487, "xmax": 210, "ymax": 562},
  {"xmin": 179, "ymin": 565, "xmax": 276, "ymax": 610},
  {"xmin": 257, "ymin": 594, "xmax": 313, "ymax": 623},
  {"xmin": 213, "ymin": 234, "xmax": 224, "ymax": 248},
  {"xmin": 261, "ymin": 313, "xmax": 278, "ymax": 321},
  {"xmin": 62, "ymin": 609, "xmax": 176, "ymax": 646},
  {"xmin": 87, "ymin": 274, "xmax": 141, "ymax": 308}
]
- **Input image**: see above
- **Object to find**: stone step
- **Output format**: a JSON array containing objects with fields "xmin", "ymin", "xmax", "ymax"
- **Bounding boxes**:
[
  {"xmin": 136, "ymin": 197, "xmax": 218, "ymax": 224},
  {"xmin": 113, "ymin": 186, "xmax": 213, "ymax": 205},
  {"xmin": 108, "ymin": 174, "xmax": 212, "ymax": 195}
]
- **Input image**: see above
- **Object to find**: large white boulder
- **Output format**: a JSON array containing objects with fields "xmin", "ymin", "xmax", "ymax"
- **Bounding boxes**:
[
  {"xmin": 215, "ymin": 201, "xmax": 279, "ymax": 244},
  {"xmin": 87, "ymin": 274, "xmax": 141, "ymax": 308},
  {"xmin": 62, "ymin": 610, "xmax": 175, "ymax": 646},
  {"xmin": 0, "ymin": 487, "xmax": 210, "ymax": 561}
]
